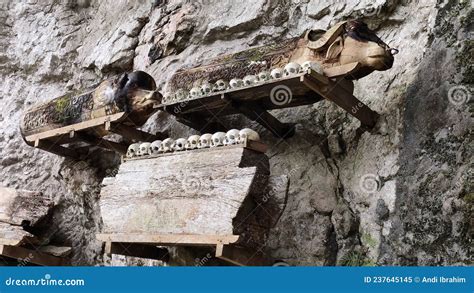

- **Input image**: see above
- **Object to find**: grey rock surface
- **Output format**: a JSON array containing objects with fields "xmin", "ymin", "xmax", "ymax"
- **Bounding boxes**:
[{"xmin": 0, "ymin": 0, "xmax": 471, "ymax": 265}]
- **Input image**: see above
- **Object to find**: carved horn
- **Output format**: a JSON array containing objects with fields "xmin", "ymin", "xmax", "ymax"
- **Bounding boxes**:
[{"xmin": 306, "ymin": 21, "xmax": 347, "ymax": 51}]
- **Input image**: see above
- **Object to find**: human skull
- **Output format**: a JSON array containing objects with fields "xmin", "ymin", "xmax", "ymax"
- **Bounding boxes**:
[
  {"xmin": 198, "ymin": 133, "xmax": 212, "ymax": 148},
  {"xmin": 211, "ymin": 132, "xmax": 226, "ymax": 147},
  {"xmin": 258, "ymin": 71, "xmax": 271, "ymax": 82},
  {"xmin": 150, "ymin": 140, "xmax": 162, "ymax": 155},
  {"xmin": 166, "ymin": 94, "xmax": 177, "ymax": 104},
  {"xmin": 243, "ymin": 75, "xmax": 259, "ymax": 86},
  {"xmin": 223, "ymin": 129, "xmax": 240, "ymax": 146},
  {"xmin": 214, "ymin": 79, "xmax": 228, "ymax": 92},
  {"xmin": 229, "ymin": 78, "xmax": 244, "ymax": 89},
  {"xmin": 270, "ymin": 68, "xmax": 283, "ymax": 79},
  {"xmin": 126, "ymin": 143, "xmax": 140, "ymax": 158},
  {"xmin": 189, "ymin": 87, "xmax": 203, "ymax": 98},
  {"xmin": 185, "ymin": 135, "xmax": 200, "ymax": 150},
  {"xmin": 159, "ymin": 138, "xmax": 175, "ymax": 152},
  {"xmin": 173, "ymin": 138, "xmax": 187, "ymax": 151},
  {"xmin": 201, "ymin": 83, "xmax": 214, "ymax": 95},
  {"xmin": 301, "ymin": 61, "xmax": 324, "ymax": 75},
  {"xmin": 239, "ymin": 128, "xmax": 260, "ymax": 143},
  {"xmin": 283, "ymin": 62, "xmax": 302, "ymax": 76},
  {"xmin": 139, "ymin": 142, "xmax": 152, "ymax": 156},
  {"xmin": 175, "ymin": 89, "xmax": 188, "ymax": 102}
]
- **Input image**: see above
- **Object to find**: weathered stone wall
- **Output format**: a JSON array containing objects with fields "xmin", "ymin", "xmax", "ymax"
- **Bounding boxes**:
[{"xmin": 0, "ymin": 0, "xmax": 471, "ymax": 265}]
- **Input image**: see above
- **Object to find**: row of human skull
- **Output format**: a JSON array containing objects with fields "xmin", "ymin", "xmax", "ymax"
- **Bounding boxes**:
[
  {"xmin": 163, "ymin": 61, "xmax": 323, "ymax": 104},
  {"xmin": 126, "ymin": 128, "xmax": 260, "ymax": 158}
]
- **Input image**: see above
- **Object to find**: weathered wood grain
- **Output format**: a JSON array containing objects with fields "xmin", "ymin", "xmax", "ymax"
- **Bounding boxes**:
[
  {"xmin": 100, "ymin": 147, "xmax": 270, "ymax": 246},
  {"xmin": 0, "ymin": 188, "xmax": 53, "ymax": 227},
  {"xmin": 0, "ymin": 223, "xmax": 37, "ymax": 246},
  {"xmin": 97, "ymin": 233, "xmax": 240, "ymax": 246},
  {"xmin": 37, "ymin": 245, "xmax": 72, "ymax": 257}
]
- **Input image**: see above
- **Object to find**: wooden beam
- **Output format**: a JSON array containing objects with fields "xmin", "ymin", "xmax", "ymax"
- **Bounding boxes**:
[
  {"xmin": 228, "ymin": 98, "xmax": 295, "ymax": 138},
  {"xmin": 243, "ymin": 139, "xmax": 268, "ymax": 154},
  {"xmin": 105, "ymin": 242, "xmax": 169, "ymax": 261},
  {"xmin": 33, "ymin": 139, "xmax": 79, "ymax": 159},
  {"xmin": 215, "ymin": 244, "xmax": 273, "ymax": 266},
  {"xmin": 109, "ymin": 124, "xmax": 167, "ymax": 142},
  {"xmin": 307, "ymin": 69, "xmax": 329, "ymax": 84},
  {"xmin": 72, "ymin": 132, "xmax": 128, "ymax": 154},
  {"xmin": 0, "ymin": 245, "xmax": 70, "ymax": 266},
  {"xmin": 24, "ymin": 112, "xmax": 126, "ymax": 143},
  {"xmin": 97, "ymin": 234, "xmax": 240, "ymax": 246},
  {"xmin": 301, "ymin": 75, "xmax": 379, "ymax": 128}
]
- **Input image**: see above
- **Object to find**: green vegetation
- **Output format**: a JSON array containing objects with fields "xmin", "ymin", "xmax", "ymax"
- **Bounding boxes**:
[
  {"xmin": 463, "ymin": 193, "xmax": 474, "ymax": 204},
  {"xmin": 361, "ymin": 232, "xmax": 377, "ymax": 249},
  {"xmin": 340, "ymin": 251, "xmax": 376, "ymax": 266},
  {"xmin": 54, "ymin": 94, "xmax": 72, "ymax": 122}
]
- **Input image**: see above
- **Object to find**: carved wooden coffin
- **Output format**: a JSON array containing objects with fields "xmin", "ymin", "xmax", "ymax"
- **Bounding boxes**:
[
  {"xmin": 166, "ymin": 20, "xmax": 397, "ymax": 103},
  {"xmin": 20, "ymin": 71, "xmax": 161, "ymax": 138},
  {"xmin": 99, "ymin": 146, "xmax": 280, "ymax": 248}
]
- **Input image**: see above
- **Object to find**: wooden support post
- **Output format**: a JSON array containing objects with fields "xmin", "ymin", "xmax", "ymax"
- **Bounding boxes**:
[
  {"xmin": 34, "ymin": 139, "xmax": 79, "ymax": 159},
  {"xmin": 72, "ymin": 132, "xmax": 128, "ymax": 154},
  {"xmin": 0, "ymin": 245, "xmax": 70, "ymax": 266},
  {"xmin": 105, "ymin": 242, "xmax": 169, "ymax": 262},
  {"xmin": 301, "ymin": 74, "xmax": 379, "ymax": 128},
  {"xmin": 230, "ymin": 99, "xmax": 295, "ymax": 138},
  {"xmin": 215, "ymin": 244, "xmax": 273, "ymax": 266},
  {"xmin": 109, "ymin": 124, "xmax": 167, "ymax": 142}
]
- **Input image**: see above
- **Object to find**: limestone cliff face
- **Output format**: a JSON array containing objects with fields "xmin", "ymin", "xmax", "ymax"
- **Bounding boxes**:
[{"xmin": 0, "ymin": 0, "xmax": 471, "ymax": 265}]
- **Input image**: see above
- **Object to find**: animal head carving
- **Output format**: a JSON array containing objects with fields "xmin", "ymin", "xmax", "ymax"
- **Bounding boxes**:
[
  {"xmin": 305, "ymin": 20, "xmax": 397, "ymax": 79},
  {"xmin": 112, "ymin": 70, "xmax": 161, "ymax": 110},
  {"xmin": 21, "ymin": 71, "xmax": 161, "ymax": 138},
  {"xmin": 92, "ymin": 70, "xmax": 161, "ymax": 113}
]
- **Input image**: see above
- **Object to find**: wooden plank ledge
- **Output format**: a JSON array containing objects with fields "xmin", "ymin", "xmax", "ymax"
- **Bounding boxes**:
[
  {"xmin": 97, "ymin": 234, "xmax": 241, "ymax": 246},
  {"xmin": 0, "ymin": 245, "xmax": 70, "ymax": 266},
  {"xmin": 25, "ymin": 112, "xmax": 127, "ymax": 143},
  {"xmin": 155, "ymin": 68, "xmax": 379, "ymax": 136},
  {"xmin": 23, "ymin": 111, "xmax": 168, "ymax": 158}
]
